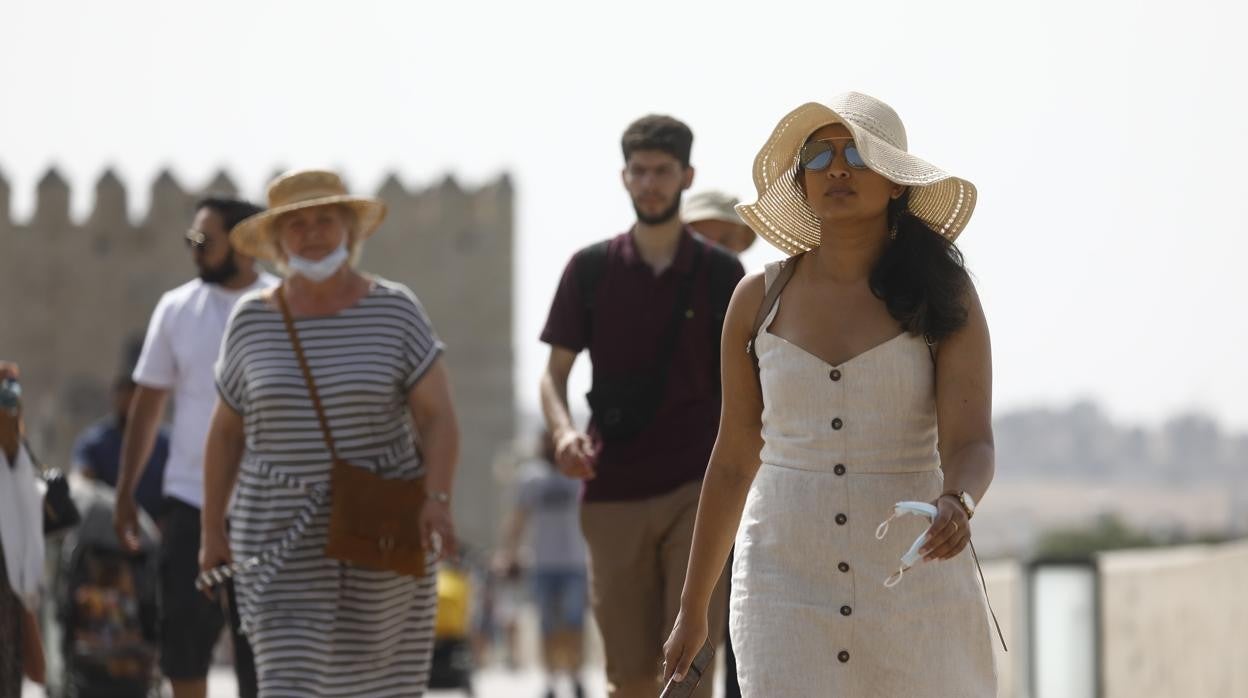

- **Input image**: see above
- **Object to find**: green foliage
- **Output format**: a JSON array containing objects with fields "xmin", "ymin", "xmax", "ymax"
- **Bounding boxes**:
[
  {"xmin": 1036, "ymin": 514, "xmax": 1236, "ymax": 560},
  {"xmin": 1036, "ymin": 514, "xmax": 1164, "ymax": 559}
]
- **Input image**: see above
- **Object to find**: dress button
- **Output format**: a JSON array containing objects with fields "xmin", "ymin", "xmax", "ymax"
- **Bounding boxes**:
[
  {"xmin": 841, "ymin": 605, "xmax": 852, "ymax": 616},
  {"xmin": 834, "ymin": 463, "xmax": 846, "ymax": 476},
  {"xmin": 835, "ymin": 513, "xmax": 847, "ymax": 525},
  {"xmin": 829, "ymin": 369, "xmax": 842, "ymax": 381},
  {"xmin": 838, "ymin": 650, "xmax": 850, "ymax": 663},
  {"xmin": 838, "ymin": 562, "xmax": 850, "ymax": 573},
  {"xmin": 831, "ymin": 418, "xmax": 844, "ymax": 430}
]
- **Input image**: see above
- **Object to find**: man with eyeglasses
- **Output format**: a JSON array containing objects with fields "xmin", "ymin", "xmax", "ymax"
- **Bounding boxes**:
[
  {"xmin": 113, "ymin": 196, "xmax": 275, "ymax": 698},
  {"xmin": 539, "ymin": 115, "xmax": 743, "ymax": 698}
]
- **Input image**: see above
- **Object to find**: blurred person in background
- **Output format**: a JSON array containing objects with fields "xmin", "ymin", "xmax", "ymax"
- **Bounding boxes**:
[
  {"xmin": 539, "ymin": 114, "xmax": 742, "ymax": 698},
  {"xmin": 682, "ymin": 190, "xmax": 756, "ymax": 255},
  {"xmin": 1, "ymin": 360, "xmax": 46, "ymax": 694},
  {"xmin": 495, "ymin": 431, "xmax": 589, "ymax": 698},
  {"xmin": 73, "ymin": 372, "xmax": 169, "ymax": 520},
  {"xmin": 114, "ymin": 195, "xmax": 273, "ymax": 698},
  {"xmin": 680, "ymin": 188, "xmax": 752, "ymax": 698}
]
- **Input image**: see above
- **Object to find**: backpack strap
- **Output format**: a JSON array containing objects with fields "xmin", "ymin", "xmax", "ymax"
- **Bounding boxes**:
[
  {"xmin": 705, "ymin": 242, "xmax": 742, "ymax": 389},
  {"xmin": 747, "ymin": 254, "xmax": 802, "ymax": 373},
  {"xmin": 574, "ymin": 240, "xmax": 611, "ymax": 340}
]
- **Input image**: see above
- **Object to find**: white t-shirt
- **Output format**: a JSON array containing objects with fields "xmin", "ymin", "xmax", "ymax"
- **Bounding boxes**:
[{"xmin": 132, "ymin": 272, "xmax": 278, "ymax": 508}]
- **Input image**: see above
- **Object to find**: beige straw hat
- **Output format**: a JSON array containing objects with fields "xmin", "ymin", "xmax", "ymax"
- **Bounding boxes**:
[
  {"xmin": 230, "ymin": 169, "xmax": 387, "ymax": 261},
  {"xmin": 736, "ymin": 92, "xmax": 976, "ymax": 256}
]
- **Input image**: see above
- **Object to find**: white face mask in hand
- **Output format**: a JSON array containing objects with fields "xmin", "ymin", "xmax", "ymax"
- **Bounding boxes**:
[
  {"xmin": 875, "ymin": 501, "xmax": 938, "ymax": 588},
  {"xmin": 286, "ymin": 240, "xmax": 349, "ymax": 282}
]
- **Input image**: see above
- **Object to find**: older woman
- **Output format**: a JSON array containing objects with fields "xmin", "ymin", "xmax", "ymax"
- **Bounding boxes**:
[
  {"xmin": 663, "ymin": 93, "xmax": 1000, "ymax": 695},
  {"xmin": 200, "ymin": 170, "xmax": 460, "ymax": 697}
]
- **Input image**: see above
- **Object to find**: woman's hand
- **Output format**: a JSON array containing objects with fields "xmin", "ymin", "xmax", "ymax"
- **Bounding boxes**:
[
  {"xmin": 198, "ymin": 522, "xmax": 233, "ymax": 598},
  {"xmin": 662, "ymin": 607, "xmax": 709, "ymax": 685},
  {"xmin": 420, "ymin": 499, "xmax": 457, "ymax": 562},
  {"xmin": 921, "ymin": 495, "xmax": 971, "ymax": 561}
]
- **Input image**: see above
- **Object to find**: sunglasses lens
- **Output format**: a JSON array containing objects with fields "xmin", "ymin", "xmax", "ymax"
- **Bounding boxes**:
[
  {"xmin": 845, "ymin": 145, "xmax": 867, "ymax": 169},
  {"xmin": 801, "ymin": 142, "xmax": 834, "ymax": 171}
]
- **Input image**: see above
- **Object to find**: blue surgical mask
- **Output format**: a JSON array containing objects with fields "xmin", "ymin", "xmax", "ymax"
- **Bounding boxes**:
[
  {"xmin": 876, "ymin": 501, "xmax": 938, "ymax": 588},
  {"xmin": 286, "ymin": 240, "xmax": 349, "ymax": 282}
]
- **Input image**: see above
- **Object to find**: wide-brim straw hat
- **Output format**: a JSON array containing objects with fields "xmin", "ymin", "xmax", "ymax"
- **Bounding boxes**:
[
  {"xmin": 231, "ymin": 169, "xmax": 387, "ymax": 261},
  {"xmin": 737, "ymin": 92, "xmax": 976, "ymax": 255}
]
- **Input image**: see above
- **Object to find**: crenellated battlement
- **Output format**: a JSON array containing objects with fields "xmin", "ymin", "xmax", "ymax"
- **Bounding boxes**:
[{"xmin": 0, "ymin": 166, "xmax": 514, "ymax": 547}]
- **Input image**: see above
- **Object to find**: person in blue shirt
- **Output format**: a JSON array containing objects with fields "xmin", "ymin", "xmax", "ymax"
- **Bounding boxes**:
[{"xmin": 72, "ymin": 375, "xmax": 169, "ymax": 519}]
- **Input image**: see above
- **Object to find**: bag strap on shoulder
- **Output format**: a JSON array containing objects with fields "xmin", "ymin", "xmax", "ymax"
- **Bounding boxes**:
[
  {"xmin": 747, "ymin": 254, "xmax": 801, "ymax": 373},
  {"xmin": 275, "ymin": 285, "xmax": 339, "ymax": 461},
  {"xmin": 575, "ymin": 240, "xmax": 611, "ymax": 338}
]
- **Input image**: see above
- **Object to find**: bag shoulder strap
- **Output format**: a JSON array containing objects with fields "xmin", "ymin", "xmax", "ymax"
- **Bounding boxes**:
[
  {"xmin": 275, "ymin": 285, "xmax": 339, "ymax": 461},
  {"xmin": 705, "ymin": 243, "xmax": 739, "ymax": 385},
  {"xmin": 748, "ymin": 254, "xmax": 801, "ymax": 372},
  {"xmin": 574, "ymin": 240, "xmax": 611, "ymax": 338},
  {"xmin": 705, "ymin": 243, "xmax": 739, "ymax": 326}
]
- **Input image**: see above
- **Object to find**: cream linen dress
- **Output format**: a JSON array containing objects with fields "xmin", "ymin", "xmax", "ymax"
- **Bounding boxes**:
[{"xmin": 730, "ymin": 262, "xmax": 997, "ymax": 697}]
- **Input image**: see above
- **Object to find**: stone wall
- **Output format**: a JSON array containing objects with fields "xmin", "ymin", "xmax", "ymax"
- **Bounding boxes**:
[
  {"xmin": 1098, "ymin": 540, "xmax": 1248, "ymax": 697},
  {"xmin": 0, "ymin": 168, "xmax": 514, "ymax": 547},
  {"xmin": 982, "ymin": 560, "xmax": 1026, "ymax": 698}
]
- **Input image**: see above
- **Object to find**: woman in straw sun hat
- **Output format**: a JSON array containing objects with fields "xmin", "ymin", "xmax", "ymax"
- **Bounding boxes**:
[
  {"xmin": 199, "ymin": 169, "xmax": 461, "ymax": 696},
  {"xmin": 664, "ymin": 93, "xmax": 1000, "ymax": 695}
]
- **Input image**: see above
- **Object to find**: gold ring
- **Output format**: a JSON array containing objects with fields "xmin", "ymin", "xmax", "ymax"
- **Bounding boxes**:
[{"xmin": 952, "ymin": 522, "xmax": 959, "ymax": 532}]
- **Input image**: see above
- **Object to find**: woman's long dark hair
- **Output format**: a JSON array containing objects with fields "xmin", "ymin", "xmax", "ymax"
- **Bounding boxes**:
[{"xmin": 869, "ymin": 190, "xmax": 971, "ymax": 341}]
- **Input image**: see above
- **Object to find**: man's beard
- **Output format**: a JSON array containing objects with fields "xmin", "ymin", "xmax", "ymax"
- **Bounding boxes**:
[
  {"xmin": 632, "ymin": 191, "xmax": 683, "ymax": 226},
  {"xmin": 198, "ymin": 250, "xmax": 240, "ymax": 285}
]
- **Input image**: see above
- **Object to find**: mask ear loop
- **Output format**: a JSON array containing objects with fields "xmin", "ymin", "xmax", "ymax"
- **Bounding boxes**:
[
  {"xmin": 875, "ymin": 514, "xmax": 896, "ymax": 541},
  {"xmin": 878, "ymin": 511, "xmax": 910, "ymax": 588}
]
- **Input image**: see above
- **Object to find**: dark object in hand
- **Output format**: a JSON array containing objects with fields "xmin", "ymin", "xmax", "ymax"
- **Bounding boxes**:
[
  {"xmin": 660, "ymin": 639, "xmax": 715, "ymax": 698},
  {"xmin": 42, "ymin": 468, "xmax": 81, "ymax": 534}
]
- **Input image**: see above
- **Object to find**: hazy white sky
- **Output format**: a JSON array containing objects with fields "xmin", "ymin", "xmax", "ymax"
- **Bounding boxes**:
[{"xmin": 3, "ymin": 0, "xmax": 1246, "ymax": 429}]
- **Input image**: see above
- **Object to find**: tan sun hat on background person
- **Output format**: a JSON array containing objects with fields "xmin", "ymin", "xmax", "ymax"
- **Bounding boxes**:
[
  {"xmin": 736, "ymin": 91, "xmax": 977, "ymax": 256},
  {"xmin": 682, "ymin": 190, "xmax": 745, "ymax": 227},
  {"xmin": 683, "ymin": 190, "xmax": 757, "ymax": 253},
  {"xmin": 230, "ymin": 169, "xmax": 388, "ymax": 261}
]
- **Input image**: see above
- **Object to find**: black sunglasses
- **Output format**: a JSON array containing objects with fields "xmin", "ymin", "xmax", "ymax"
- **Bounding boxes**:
[
  {"xmin": 799, "ymin": 138, "xmax": 868, "ymax": 171},
  {"xmin": 184, "ymin": 229, "xmax": 209, "ymax": 250}
]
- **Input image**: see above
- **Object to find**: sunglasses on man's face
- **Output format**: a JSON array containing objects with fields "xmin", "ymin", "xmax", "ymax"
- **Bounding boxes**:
[
  {"xmin": 184, "ymin": 229, "xmax": 210, "ymax": 250},
  {"xmin": 799, "ymin": 139, "xmax": 868, "ymax": 171}
]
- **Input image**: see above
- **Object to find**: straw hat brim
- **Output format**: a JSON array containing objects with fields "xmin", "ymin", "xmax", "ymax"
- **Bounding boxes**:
[
  {"xmin": 230, "ymin": 195, "xmax": 387, "ymax": 261},
  {"xmin": 736, "ymin": 102, "xmax": 976, "ymax": 256}
]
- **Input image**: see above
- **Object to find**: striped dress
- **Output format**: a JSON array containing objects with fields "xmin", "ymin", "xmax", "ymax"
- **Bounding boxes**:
[{"xmin": 215, "ymin": 279, "xmax": 443, "ymax": 697}]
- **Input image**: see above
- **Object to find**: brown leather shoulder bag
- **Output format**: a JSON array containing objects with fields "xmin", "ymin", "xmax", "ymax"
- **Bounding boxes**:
[{"xmin": 276, "ymin": 286, "xmax": 426, "ymax": 577}]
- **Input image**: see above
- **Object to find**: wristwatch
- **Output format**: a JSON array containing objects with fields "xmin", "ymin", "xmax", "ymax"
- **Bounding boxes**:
[
  {"xmin": 941, "ymin": 490, "xmax": 976, "ymax": 519},
  {"xmin": 427, "ymin": 490, "xmax": 451, "ymax": 505}
]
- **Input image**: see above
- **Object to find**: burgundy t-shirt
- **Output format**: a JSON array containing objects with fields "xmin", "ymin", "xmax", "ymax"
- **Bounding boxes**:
[{"xmin": 541, "ymin": 228, "xmax": 745, "ymax": 502}]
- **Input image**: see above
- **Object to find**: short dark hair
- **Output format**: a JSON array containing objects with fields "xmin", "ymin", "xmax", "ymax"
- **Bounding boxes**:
[
  {"xmin": 196, "ymin": 195, "xmax": 264, "ymax": 233},
  {"xmin": 621, "ymin": 115, "xmax": 693, "ymax": 167}
]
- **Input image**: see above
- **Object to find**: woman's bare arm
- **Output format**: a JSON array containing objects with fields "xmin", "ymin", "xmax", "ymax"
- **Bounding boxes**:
[
  {"xmin": 678, "ymin": 271, "xmax": 768, "ymax": 613},
  {"xmin": 923, "ymin": 282, "xmax": 995, "ymax": 560},
  {"xmin": 201, "ymin": 397, "xmax": 245, "ymax": 535}
]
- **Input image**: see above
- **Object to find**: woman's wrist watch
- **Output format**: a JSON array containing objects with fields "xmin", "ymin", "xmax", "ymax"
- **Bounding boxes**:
[
  {"xmin": 427, "ymin": 490, "xmax": 451, "ymax": 505},
  {"xmin": 941, "ymin": 490, "xmax": 976, "ymax": 519}
]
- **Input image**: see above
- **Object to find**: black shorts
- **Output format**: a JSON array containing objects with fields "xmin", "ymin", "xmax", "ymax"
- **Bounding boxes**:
[{"xmin": 159, "ymin": 497, "xmax": 261, "ymax": 687}]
